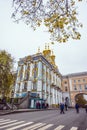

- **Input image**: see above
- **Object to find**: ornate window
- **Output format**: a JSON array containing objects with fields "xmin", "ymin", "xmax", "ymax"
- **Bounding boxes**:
[
  {"xmin": 79, "ymin": 84, "xmax": 82, "ymax": 91},
  {"xmin": 78, "ymin": 79, "xmax": 80, "ymax": 82},
  {"xmin": 74, "ymin": 85, "xmax": 77, "ymax": 90},
  {"xmin": 74, "ymin": 80, "xmax": 76, "ymax": 83},
  {"xmin": 84, "ymin": 84, "xmax": 87, "ymax": 90},
  {"xmin": 83, "ymin": 79, "xmax": 85, "ymax": 82}
]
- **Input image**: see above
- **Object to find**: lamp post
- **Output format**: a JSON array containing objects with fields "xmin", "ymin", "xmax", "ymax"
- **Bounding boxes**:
[{"xmin": 11, "ymin": 90, "xmax": 14, "ymax": 110}]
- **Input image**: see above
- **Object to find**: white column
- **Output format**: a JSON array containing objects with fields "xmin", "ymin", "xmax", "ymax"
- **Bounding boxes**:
[
  {"xmin": 43, "ymin": 82, "xmax": 46, "ymax": 100},
  {"xmin": 21, "ymin": 82, "xmax": 24, "ymax": 91},
  {"xmin": 69, "ymin": 78, "xmax": 72, "ymax": 91},
  {"xmin": 55, "ymin": 89, "xmax": 57, "ymax": 104},
  {"xmin": 30, "ymin": 62, "xmax": 34, "ymax": 79},
  {"xmin": 58, "ymin": 91, "xmax": 61, "ymax": 104},
  {"xmin": 19, "ymin": 82, "xmax": 22, "ymax": 93},
  {"xmin": 14, "ymin": 83, "xmax": 18, "ymax": 97},
  {"xmin": 50, "ymin": 87, "xmax": 53, "ymax": 105},
  {"xmin": 27, "ymin": 81, "xmax": 32, "ymax": 91},
  {"xmin": 57, "ymin": 91, "xmax": 59, "ymax": 104},
  {"xmin": 37, "ymin": 80, "xmax": 42, "ymax": 91},
  {"xmin": 37, "ymin": 61, "xmax": 42, "ymax": 99},
  {"xmin": 37, "ymin": 80, "xmax": 42, "ymax": 98},
  {"xmin": 54, "ymin": 73, "xmax": 56, "ymax": 85},
  {"xmin": 54, "ymin": 89, "xmax": 56, "ymax": 104},
  {"xmin": 52, "ymin": 88, "xmax": 55, "ymax": 104},
  {"xmin": 59, "ymin": 91, "xmax": 63, "ymax": 103},
  {"xmin": 51, "ymin": 71, "xmax": 54, "ymax": 83},
  {"xmin": 16, "ymin": 66, "xmax": 21, "ymax": 81},
  {"xmin": 22, "ymin": 65, "xmax": 26, "ymax": 80},
  {"xmin": 42, "ymin": 65, "xmax": 46, "ymax": 95},
  {"xmin": 38, "ymin": 61, "xmax": 42, "ymax": 79},
  {"xmin": 48, "ymin": 85, "xmax": 50, "ymax": 105}
]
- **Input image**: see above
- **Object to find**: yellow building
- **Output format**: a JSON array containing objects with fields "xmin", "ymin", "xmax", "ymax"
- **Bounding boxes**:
[{"xmin": 62, "ymin": 72, "xmax": 87, "ymax": 106}]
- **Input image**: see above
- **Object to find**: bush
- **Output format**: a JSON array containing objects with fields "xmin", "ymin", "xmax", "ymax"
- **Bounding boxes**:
[{"xmin": 13, "ymin": 98, "xmax": 18, "ymax": 103}]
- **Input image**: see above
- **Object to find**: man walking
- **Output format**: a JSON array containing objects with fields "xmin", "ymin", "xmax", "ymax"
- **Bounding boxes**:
[
  {"xmin": 60, "ymin": 103, "xmax": 65, "ymax": 114},
  {"xmin": 85, "ymin": 104, "xmax": 87, "ymax": 113},
  {"xmin": 75, "ymin": 103, "xmax": 79, "ymax": 113}
]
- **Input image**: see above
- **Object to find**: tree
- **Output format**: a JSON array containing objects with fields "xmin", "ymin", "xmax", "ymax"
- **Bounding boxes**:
[
  {"xmin": 76, "ymin": 94, "xmax": 87, "ymax": 106},
  {"xmin": 12, "ymin": 0, "xmax": 85, "ymax": 43},
  {"xmin": 0, "ymin": 50, "xmax": 14, "ymax": 98}
]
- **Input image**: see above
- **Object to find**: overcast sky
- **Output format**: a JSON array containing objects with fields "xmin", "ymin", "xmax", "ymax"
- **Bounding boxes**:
[{"xmin": 0, "ymin": 0, "xmax": 87, "ymax": 75}]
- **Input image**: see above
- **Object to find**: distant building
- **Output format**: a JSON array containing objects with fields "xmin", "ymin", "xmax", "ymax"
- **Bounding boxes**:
[
  {"xmin": 14, "ymin": 45, "xmax": 62, "ymax": 108},
  {"xmin": 62, "ymin": 72, "xmax": 87, "ymax": 106}
]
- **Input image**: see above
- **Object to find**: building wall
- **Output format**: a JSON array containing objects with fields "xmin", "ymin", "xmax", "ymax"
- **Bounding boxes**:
[{"xmin": 62, "ymin": 72, "xmax": 87, "ymax": 106}]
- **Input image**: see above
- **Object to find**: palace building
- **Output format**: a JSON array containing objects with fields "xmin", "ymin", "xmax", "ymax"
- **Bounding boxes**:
[{"xmin": 14, "ymin": 45, "xmax": 62, "ymax": 108}]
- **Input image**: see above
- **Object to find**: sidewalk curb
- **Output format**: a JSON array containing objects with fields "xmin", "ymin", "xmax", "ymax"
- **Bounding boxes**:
[{"xmin": 0, "ymin": 108, "xmax": 58, "ymax": 116}]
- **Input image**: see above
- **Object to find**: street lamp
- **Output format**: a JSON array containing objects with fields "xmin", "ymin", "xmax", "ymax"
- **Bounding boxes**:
[{"xmin": 11, "ymin": 90, "xmax": 14, "ymax": 110}]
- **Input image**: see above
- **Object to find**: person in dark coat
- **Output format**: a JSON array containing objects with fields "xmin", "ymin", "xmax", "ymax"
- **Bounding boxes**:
[
  {"xmin": 85, "ymin": 104, "xmax": 87, "ymax": 113},
  {"xmin": 75, "ymin": 103, "xmax": 79, "ymax": 113},
  {"xmin": 60, "ymin": 103, "xmax": 65, "ymax": 114},
  {"xmin": 65, "ymin": 102, "xmax": 68, "ymax": 111}
]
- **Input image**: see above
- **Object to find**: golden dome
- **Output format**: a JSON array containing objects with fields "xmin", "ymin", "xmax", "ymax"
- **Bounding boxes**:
[
  {"xmin": 50, "ymin": 50, "xmax": 55, "ymax": 65},
  {"xmin": 43, "ymin": 43, "xmax": 51, "ymax": 57}
]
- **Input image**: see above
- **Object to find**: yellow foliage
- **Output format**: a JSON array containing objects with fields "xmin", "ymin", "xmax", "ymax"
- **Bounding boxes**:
[
  {"xmin": 32, "ymin": 1, "xmax": 36, "ymax": 6},
  {"xmin": 51, "ymin": 42, "xmax": 54, "ymax": 44},
  {"xmin": 71, "ymin": 1, "xmax": 75, "ymax": 6},
  {"xmin": 45, "ymin": 23, "xmax": 50, "ymax": 27},
  {"xmin": 62, "ymin": 38, "xmax": 66, "ymax": 42},
  {"xmin": 49, "ymin": 29, "xmax": 53, "ymax": 33},
  {"xmin": 37, "ymin": 22, "xmax": 41, "ymax": 26},
  {"xmin": 77, "ymin": 33, "xmax": 81, "ymax": 39},
  {"xmin": 72, "ymin": 10, "xmax": 76, "ymax": 15},
  {"xmin": 72, "ymin": 16, "xmax": 77, "ymax": 21},
  {"xmin": 23, "ymin": 11, "xmax": 29, "ymax": 15}
]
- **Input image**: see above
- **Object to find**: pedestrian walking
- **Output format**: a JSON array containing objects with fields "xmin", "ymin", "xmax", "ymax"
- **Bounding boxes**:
[
  {"xmin": 85, "ymin": 104, "xmax": 87, "ymax": 113},
  {"xmin": 65, "ymin": 102, "xmax": 68, "ymax": 111},
  {"xmin": 60, "ymin": 103, "xmax": 65, "ymax": 114},
  {"xmin": 75, "ymin": 103, "xmax": 79, "ymax": 113}
]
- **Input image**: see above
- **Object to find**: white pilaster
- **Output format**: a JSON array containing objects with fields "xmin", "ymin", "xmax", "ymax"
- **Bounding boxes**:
[
  {"xmin": 16, "ymin": 66, "xmax": 21, "ymax": 81},
  {"xmin": 38, "ymin": 61, "xmax": 42, "ymax": 79},
  {"xmin": 22, "ymin": 65, "xmax": 26, "ymax": 80},
  {"xmin": 20, "ymin": 82, "xmax": 22, "ymax": 93},
  {"xmin": 52, "ymin": 88, "xmax": 55, "ymax": 104},
  {"xmin": 48, "ymin": 85, "xmax": 50, "ymax": 105},
  {"xmin": 51, "ymin": 71, "xmax": 54, "ymax": 84},
  {"xmin": 69, "ymin": 78, "xmax": 72, "ymax": 91},
  {"xmin": 27, "ymin": 81, "xmax": 32, "ymax": 91},
  {"xmin": 14, "ymin": 83, "xmax": 18, "ymax": 93},
  {"xmin": 37, "ymin": 80, "xmax": 42, "ymax": 92},
  {"xmin": 30, "ymin": 62, "xmax": 34, "ymax": 79},
  {"xmin": 21, "ymin": 82, "xmax": 24, "ymax": 91},
  {"xmin": 55, "ymin": 89, "xmax": 57, "ymax": 104}
]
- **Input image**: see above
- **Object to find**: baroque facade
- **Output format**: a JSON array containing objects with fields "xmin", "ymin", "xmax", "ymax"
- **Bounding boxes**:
[
  {"xmin": 62, "ymin": 72, "xmax": 87, "ymax": 106},
  {"xmin": 14, "ymin": 45, "xmax": 62, "ymax": 108}
]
